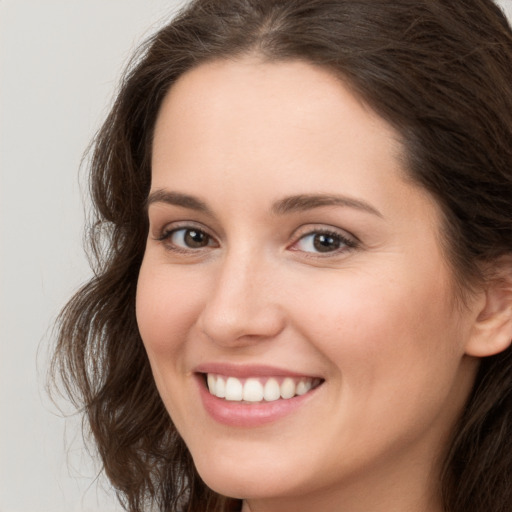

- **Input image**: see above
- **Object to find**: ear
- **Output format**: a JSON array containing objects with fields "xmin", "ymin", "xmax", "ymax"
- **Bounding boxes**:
[{"xmin": 465, "ymin": 258, "xmax": 512, "ymax": 358}]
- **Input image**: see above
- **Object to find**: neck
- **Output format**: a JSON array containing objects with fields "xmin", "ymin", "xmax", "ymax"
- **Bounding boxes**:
[{"xmin": 241, "ymin": 484, "xmax": 443, "ymax": 512}]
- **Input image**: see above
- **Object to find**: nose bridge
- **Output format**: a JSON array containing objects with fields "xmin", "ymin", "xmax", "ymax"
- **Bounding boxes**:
[{"xmin": 199, "ymin": 245, "xmax": 284, "ymax": 345}]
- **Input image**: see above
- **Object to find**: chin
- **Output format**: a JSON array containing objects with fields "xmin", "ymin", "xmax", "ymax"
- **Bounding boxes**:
[{"xmin": 191, "ymin": 448, "xmax": 301, "ymax": 500}]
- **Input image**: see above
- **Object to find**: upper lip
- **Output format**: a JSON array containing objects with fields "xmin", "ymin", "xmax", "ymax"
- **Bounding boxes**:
[{"xmin": 194, "ymin": 362, "xmax": 323, "ymax": 379}]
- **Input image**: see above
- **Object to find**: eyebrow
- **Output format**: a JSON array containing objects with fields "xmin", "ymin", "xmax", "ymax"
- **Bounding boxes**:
[
  {"xmin": 146, "ymin": 189, "xmax": 212, "ymax": 214},
  {"xmin": 146, "ymin": 190, "xmax": 382, "ymax": 218},
  {"xmin": 271, "ymin": 193, "xmax": 383, "ymax": 218}
]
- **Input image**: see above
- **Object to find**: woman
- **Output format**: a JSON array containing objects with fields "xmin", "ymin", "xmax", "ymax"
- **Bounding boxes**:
[{"xmin": 52, "ymin": 1, "xmax": 512, "ymax": 511}]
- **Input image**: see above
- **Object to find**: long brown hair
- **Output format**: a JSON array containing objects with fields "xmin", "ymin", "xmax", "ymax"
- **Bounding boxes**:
[{"xmin": 51, "ymin": 1, "xmax": 512, "ymax": 511}]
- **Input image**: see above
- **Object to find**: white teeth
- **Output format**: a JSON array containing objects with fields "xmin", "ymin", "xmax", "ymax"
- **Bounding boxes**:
[
  {"xmin": 216, "ymin": 376, "xmax": 226, "ymax": 398},
  {"xmin": 296, "ymin": 379, "xmax": 312, "ymax": 396},
  {"xmin": 207, "ymin": 373, "xmax": 216, "ymax": 393},
  {"xmin": 243, "ymin": 378, "xmax": 264, "ymax": 402},
  {"xmin": 206, "ymin": 374, "xmax": 320, "ymax": 402},
  {"xmin": 263, "ymin": 378, "xmax": 281, "ymax": 401},
  {"xmin": 280, "ymin": 377, "xmax": 295, "ymax": 399},
  {"xmin": 225, "ymin": 377, "xmax": 243, "ymax": 401}
]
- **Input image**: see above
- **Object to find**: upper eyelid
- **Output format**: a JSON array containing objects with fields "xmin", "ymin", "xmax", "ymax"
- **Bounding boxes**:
[
  {"xmin": 153, "ymin": 220, "xmax": 216, "ymax": 238},
  {"xmin": 290, "ymin": 223, "xmax": 359, "ymax": 243}
]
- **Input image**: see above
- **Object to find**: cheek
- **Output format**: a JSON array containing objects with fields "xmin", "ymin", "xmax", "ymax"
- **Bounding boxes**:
[
  {"xmin": 135, "ymin": 259, "xmax": 207, "ymax": 424},
  {"xmin": 287, "ymin": 267, "xmax": 473, "ymax": 460},
  {"xmin": 291, "ymin": 262, "xmax": 462, "ymax": 392},
  {"xmin": 135, "ymin": 259, "xmax": 204, "ymax": 356}
]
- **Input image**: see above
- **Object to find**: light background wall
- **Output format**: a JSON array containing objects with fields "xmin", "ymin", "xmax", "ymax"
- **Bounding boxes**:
[
  {"xmin": 1, "ymin": 1, "xmax": 512, "ymax": 511},
  {"xmin": 0, "ymin": 2, "xmax": 183, "ymax": 511}
]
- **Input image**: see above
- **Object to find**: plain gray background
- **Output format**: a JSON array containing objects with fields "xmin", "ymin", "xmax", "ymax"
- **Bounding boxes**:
[
  {"xmin": 1, "ymin": 1, "xmax": 511, "ymax": 511},
  {"xmin": 0, "ymin": 2, "xmax": 183, "ymax": 511}
]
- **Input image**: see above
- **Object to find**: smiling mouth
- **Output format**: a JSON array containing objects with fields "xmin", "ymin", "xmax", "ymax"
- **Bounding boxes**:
[{"xmin": 204, "ymin": 373, "xmax": 324, "ymax": 403}]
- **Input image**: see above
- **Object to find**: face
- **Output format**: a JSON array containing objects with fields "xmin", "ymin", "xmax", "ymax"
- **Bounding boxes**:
[{"xmin": 137, "ymin": 58, "xmax": 481, "ymax": 511}]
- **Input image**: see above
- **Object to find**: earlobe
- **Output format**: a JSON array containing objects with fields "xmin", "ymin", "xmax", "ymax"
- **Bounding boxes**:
[{"xmin": 465, "ymin": 260, "xmax": 512, "ymax": 358}]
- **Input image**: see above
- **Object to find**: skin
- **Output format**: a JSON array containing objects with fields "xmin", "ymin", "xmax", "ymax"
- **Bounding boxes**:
[{"xmin": 136, "ymin": 58, "xmax": 489, "ymax": 512}]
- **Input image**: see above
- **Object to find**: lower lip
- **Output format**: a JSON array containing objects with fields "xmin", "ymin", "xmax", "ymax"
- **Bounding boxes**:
[{"xmin": 196, "ymin": 375, "xmax": 321, "ymax": 427}]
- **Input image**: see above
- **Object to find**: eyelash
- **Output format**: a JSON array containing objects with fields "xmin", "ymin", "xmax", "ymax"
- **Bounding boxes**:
[
  {"xmin": 155, "ymin": 225, "xmax": 358, "ymax": 256},
  {"xmin": 289, "ymin": 229, "xmax": 358, "ymax": 256},
  {"xmin": 155, "ymin": 224, "xmax": 218, "ymax": 254}
]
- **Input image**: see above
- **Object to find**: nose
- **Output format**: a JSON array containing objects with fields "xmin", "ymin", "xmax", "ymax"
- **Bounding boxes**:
[{"xmin": 198, "ymin": 251, "xmax": 286, "ymax": 347}]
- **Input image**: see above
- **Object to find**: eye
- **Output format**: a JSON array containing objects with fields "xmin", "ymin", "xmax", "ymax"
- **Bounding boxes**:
[
  {"xmin": 291, "ymin": 230, "xmax": 356, "ymax": 254},
  {"xmin": 158, "ymin": 227, "xmax": 217, "ymax": 251}
]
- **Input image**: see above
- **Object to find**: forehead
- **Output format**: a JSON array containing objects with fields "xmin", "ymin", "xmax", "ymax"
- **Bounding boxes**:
[
  {"xmin": 152, "ymin": 58, "xmax": 403, "ymax": 186},
  {"xmin": 155, "ymin": 58, "xmax": 398, "ymax": 151}
]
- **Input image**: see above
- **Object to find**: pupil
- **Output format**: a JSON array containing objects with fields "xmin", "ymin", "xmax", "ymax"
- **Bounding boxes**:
[
  {"xmin": 313, "ymin": 234, "xmax": 339, "ymax": 253},
  {"xmin": 185, "ymin": 230, "xmax": 208, "ymax": 248}
]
